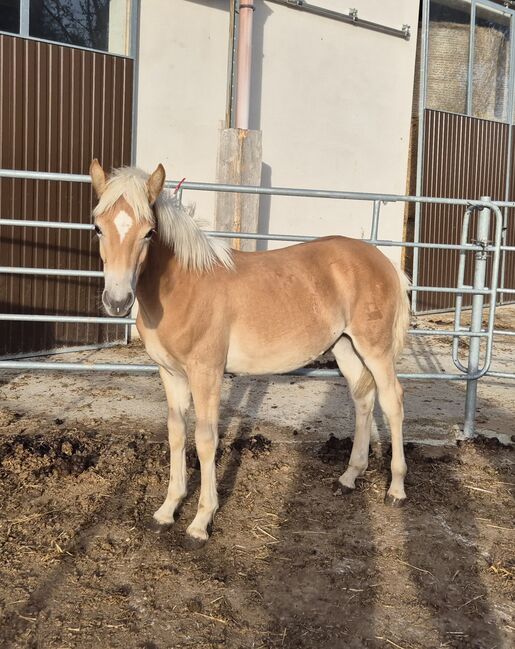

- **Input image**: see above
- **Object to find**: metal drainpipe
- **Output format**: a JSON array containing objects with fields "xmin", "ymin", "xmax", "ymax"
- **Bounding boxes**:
[{"xmin": 235, "ymin": 1, "xmax": 255, "ymax": 129}]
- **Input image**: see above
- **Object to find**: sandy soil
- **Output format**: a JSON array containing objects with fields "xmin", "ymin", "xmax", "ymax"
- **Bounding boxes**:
[{"xmin": 0, "ymin": 311, "xmax": 514, "ymax": 648}]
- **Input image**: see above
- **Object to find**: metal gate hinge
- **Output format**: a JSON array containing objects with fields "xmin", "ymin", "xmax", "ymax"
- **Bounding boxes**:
[
  {"xmin": 349, "ymin": 8, "xmax": 358, "ymax": 22},
  {"xmin": 471, "ymin": 238, "xmax": 491, "ymax": 259}
]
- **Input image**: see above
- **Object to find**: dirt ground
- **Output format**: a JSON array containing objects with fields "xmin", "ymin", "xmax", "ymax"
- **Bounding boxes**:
[{"xmin": 0, "ymin": 312, "xmax": 514, "ymax": 649}]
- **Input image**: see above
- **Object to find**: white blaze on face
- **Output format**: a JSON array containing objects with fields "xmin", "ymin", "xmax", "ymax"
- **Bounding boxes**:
[{"xmin": 114, "ymin": 210, "xmax": 133, "ymax": 243}]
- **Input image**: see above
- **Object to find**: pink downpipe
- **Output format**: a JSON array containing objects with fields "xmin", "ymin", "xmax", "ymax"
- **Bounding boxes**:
[{"xmin": 235, "ymin": 2, "xmax": 255, "ymax": 130}]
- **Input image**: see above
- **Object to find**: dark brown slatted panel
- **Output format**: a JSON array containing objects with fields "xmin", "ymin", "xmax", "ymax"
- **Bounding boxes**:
[
  {"xmin": 0, "ymin": 34, "xmax": 133, "ymax": 355},
  {"xmin": 504, "ymin": 135, "xmax": 515, "ymax": 303},
  {"xmin": 418, "ymin": 109, "xmax": 508, "ymax": 312}
]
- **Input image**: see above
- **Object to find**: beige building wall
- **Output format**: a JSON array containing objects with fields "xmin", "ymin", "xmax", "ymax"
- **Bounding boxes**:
[
  {"xmin": 135, "ymin": 0, "xmax": 419, "ymax": 262},
  {"xmin": 135, "ymin": 0, "xmax": 229, "ymax": 220}
]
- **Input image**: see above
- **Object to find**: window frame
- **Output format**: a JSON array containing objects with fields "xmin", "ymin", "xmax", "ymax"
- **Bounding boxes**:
[
  {"xmin": 0, "ymin": 0, "xmax": 137, "ymax": 59},
  {"xmin": 426, "ymin": 0, "xmax": 515, "ymax": 123}
]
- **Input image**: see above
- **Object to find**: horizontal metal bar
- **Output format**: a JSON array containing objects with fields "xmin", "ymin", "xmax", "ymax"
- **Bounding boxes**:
[
  {"xmin": 410, "ymin": 286, "xmax": 490, "ymax": 295},
  {"xmin": 497, "ymin": 287, "xmax": 515, "ymax": 295},
  {"xmin": 0, "ymin": 314, "xmax": 134, "ymax": 325},
  {"xmin": 0, "ymin": 359, "xmax": 479, "ymax": 380},
  {"xmin": 267, "ymin": 0, "xmax": 410, "ymax": 40},
  {"xmin": 177, "ymin": 180, "xmax": 513, "ymax": 208},
  {"xmin": 0, "ymin": 220, "xmax": 491, "ymax": 252},
  {"xmin": 291, "ymin": 368, "xmax": 473, "ymax": 380},
  {"xmin": 0, "ymin": 266, "xmax": 102, "ymax": 278},
  {"xmin": 0, "ymin": 342, "xmax": 121, "ymax": 362},
  {"xmin": 0, "ymin": 361, "xmax": 157, "ymax": 372},
  {"xmin": 408, "ymin": 328, "xmax": 488, "ymax": 338},
  {"xmin": 493, "ymin": 329, "xmax": 515, "ymax": 337},
  {"xmin": 367, "ymin": 239, "xmax": 488, "ymax": 251},
  {"xmin": 3, "ymin": 167, "xmax": 515, "ymax": 208},
  {"xmin": 0, "ymin": 250, "xmax": 497, "ymax": 292},
  {"xmin": 0, "ymin": 169, "xmax": 91, "ymax": 183},
  {"xmin": 0, "ymin": 218, "xmax": 93, "ymax": 231},
  {"xmin": 435, "ymin": 327, "xmax": 515, "ymax": 339},
  {"xmin": 211, "ymin": 231, "xmax": 490, "ymax": 251},
  {"xmin": 0, "ymin": 268, "xmax": 493, "ymax": 294},
  {"xmin": 0, "ymin": 315, "xmax": 497, "ymax": 340},
  {"xmin": 485, "ymin": 370, "xmax": 515, "ymax": 379}
]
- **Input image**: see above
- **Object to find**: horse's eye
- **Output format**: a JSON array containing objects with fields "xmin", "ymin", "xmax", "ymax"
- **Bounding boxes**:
[
  {"xmin": 94, "ymin": 225, "xmax": 102, "ymax": 236},
  {"xmin": 144, "ymin": 229, "xmax": 155, "ymax": 240}
]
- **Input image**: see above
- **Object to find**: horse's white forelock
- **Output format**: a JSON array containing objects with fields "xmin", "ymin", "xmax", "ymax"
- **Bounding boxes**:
[
  {"xmin": 93, "ymin": 166, "xmax": 234, "ymax": 273},
  {"xmin": 93, "ymin": 167, "xmax": 154, "ymax": 223}
]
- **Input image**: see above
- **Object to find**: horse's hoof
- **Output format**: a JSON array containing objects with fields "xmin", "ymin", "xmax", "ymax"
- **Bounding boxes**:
[
  {"xmin": 384, "ymin": 493, "xmax": 406, "ymax": 508},
  {"xmin": 182, "ymin": 534, "xmax": 208, "ymax": 551},
  {"xmin": 334, "ymin": 480, "xmax": 354, "ymax": 495},
  {"xmin": 148, "ymin": 517, "xmax": 173, "ymax": 534}
]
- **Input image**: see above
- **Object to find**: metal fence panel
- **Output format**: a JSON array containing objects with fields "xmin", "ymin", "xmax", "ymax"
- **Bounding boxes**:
[{"xmin": 1, "ymin": 167, "xmax": 514, "ymax": 438}]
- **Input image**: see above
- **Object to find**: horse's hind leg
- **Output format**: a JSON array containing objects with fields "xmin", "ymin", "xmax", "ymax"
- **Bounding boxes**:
[
  {"xmin": 349, "ymin": 337, "xmax": 407, "ymax": 506},
  {"xmin": 332, "ymin": 336, "xmax": 377, "ymax": 493},
  {"xmin": 152, "ymin": 368, "xmax": 191, "ymax": 528}
]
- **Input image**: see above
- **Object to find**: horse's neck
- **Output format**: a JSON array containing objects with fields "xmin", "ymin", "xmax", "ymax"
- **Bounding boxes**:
[
  {"xmin": 138, "ymin": 240, "xmax": 171, "ymax": 294},
  {"xmin": 137, "ymin": 240, "xmax": 192, "ymax": 311}
]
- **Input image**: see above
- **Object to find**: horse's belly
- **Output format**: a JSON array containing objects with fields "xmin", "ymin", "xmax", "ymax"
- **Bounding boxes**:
[{"xmin": 225, "ymin": 328, "xmax": 341, "ymax": 375}]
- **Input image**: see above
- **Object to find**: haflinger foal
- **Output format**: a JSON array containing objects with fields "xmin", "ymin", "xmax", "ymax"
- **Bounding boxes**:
[{"xmin": 90, "ymin": 160, "xmax": 410, "ymax": 545}]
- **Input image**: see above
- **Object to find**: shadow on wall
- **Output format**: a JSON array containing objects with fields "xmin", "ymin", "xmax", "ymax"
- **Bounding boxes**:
[{"xmin": 183, "ymin": 0, "xmax": 228, "ymax": 12}]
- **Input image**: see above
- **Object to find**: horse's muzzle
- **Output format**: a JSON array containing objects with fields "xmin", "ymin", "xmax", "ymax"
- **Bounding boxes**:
[{"xmin": 102, "ymin": 289, "xmax": 135, "ymax": 317}]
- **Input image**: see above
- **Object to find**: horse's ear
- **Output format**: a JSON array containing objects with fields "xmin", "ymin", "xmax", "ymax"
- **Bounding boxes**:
[
  {"xmin": 147, "ymin": 163, "xmax": 166, "ymax": 205},
  {"xmin": 89, "ymin": 159, "xmax": 106, "ymax": 199}
]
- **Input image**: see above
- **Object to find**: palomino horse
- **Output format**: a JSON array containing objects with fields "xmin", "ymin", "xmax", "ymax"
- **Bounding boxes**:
[{"xmin": 90, "ymin": 160, "xmax": 410, "ymax": 545}]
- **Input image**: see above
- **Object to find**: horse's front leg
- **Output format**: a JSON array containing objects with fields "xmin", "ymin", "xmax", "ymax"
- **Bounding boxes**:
[
  {"xmin": 185, "ymin": 365, "xmax": 223, "ymax": 544},
  {"xmin": 152, "ymin": 367, "xmax": 191, "ymax": 528}
]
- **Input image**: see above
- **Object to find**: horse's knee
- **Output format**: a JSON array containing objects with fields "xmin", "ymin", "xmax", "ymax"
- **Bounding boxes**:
[{"xmin": 195, "ymin": 422, "xmax": 218, "ymax": 460}]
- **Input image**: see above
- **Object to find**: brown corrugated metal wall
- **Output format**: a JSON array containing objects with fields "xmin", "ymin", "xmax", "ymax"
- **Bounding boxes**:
[
  {"xmin": 505, "ymin": 145, "xmax": 515, "ymax": 299},
  {"xmin": 0, "ymin": 34, "xmax": 133, "ymax": 355},
  {"xmin": 417, "ymin": 109, "xmax": 509, "ymax": 312}
]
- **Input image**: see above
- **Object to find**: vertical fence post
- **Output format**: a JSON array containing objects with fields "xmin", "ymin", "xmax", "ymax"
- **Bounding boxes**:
[
  {"xmin": 370, "ymin": 200, "xmax": 380, "ymax": 243},
  {"xmin": 463, "ymin": 197, "xmax": 491, "ymax": 439}
]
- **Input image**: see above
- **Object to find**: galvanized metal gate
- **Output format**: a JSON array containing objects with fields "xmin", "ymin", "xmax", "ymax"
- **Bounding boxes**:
[{"xmin": 1, "ymin": 168, "xmax": 514, "ymax": 441}]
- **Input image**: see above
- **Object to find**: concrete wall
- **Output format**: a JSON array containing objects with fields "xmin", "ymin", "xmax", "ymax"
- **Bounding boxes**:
[{"xmin": 135, "ymin": 0, "xmax": 419, "ymax": 262}]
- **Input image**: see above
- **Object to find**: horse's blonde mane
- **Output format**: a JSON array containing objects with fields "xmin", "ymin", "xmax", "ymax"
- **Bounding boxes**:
[{"xmin": 93, "ymin": 166, "xmax": 234, "ymax": 273}]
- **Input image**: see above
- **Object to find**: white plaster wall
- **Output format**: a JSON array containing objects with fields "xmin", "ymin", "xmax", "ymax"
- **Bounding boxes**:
[
  {"xmin": 135, "ymin": 0, "xmax": 419, "ymax": 263},
  {"xmin": 253, "ymin": 0, "xmax": 419, "ymax": 261},
  {"xmin": 135, "ymin": 0, "xmax": 229, "ymax": 221}
]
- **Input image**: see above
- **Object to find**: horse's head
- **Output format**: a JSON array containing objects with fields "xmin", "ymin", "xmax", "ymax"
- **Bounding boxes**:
[{"xmin": 90, "ymin": 160, "xmax": 166, "ymax": 316}]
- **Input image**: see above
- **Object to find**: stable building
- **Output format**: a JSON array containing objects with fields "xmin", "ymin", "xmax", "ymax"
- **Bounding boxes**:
[{"xmin": 1, "ymin": 1, "xmax": 514, "ymax": 356}]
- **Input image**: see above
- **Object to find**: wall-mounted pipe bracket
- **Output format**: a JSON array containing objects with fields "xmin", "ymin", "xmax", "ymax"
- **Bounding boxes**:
[{"xmin": 270, "ymin": 0, "xmax": 410, "ymax": 41}]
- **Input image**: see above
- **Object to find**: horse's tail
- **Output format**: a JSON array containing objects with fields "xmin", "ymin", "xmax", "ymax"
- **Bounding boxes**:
[
  {"xmin": 354, "ymin": 264, "xmax": 410, "ymax": 398},
  {"xmin": 391, "ymin": 265, "xmax": 411, "ymax": 363}
]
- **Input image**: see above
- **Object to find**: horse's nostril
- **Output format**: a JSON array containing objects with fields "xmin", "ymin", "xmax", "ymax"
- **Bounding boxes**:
[{"xmin": 102, "ymin": 290, "xmax": 111, "ymax": 309}]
